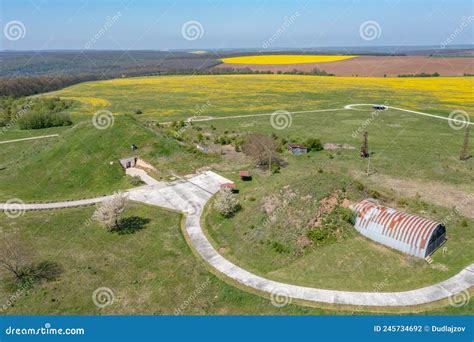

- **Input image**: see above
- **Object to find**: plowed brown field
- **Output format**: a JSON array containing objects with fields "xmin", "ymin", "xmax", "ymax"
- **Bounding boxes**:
[{"xmin": 216, "ymin": 56, "xmax": 473, "ymax": 77}]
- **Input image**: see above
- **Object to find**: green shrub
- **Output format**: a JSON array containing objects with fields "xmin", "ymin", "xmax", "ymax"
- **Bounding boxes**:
[
  {"xmin": 338, "ymin": 207, "xmax": 356, "ymax": 225},
  {"xmin": 368, "ymin": 189, "xmax": 381, "ymax": 199},
  {"xmin": 396, "ymin": 198, "xmax": 409, "ymax": 207},
  {"xmin": 305, "ymin": 138, "xmax": 323, "ymax": 151},
  {"xmin": 271, "ymin": 162, "xmax": 280, "ymax": 174},
  {"xmin": 18, "ymin": 112, "xmax": 72, "ymax": 130},
  {"xmin": 129, "ymin": 176, "xmax": 144, "ymax": 186},
  {"xmin": 353, "ymin": 180, "xmax": 365, "ymax": 192},
  {"xmin": 271, "ymin": 241, "xmax": 289, "ymax": 254},
  {"xmin": 306, "ymin": 229, "xmax": 328, "ymax": 244}
]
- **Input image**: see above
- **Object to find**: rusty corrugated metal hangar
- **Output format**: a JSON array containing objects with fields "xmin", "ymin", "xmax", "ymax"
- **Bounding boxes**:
[{"xmin": 353, "ymin": 199, "xmax": 447, "ymax": 258}]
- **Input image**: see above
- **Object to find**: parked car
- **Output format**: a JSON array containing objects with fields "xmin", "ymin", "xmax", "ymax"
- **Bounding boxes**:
[{"xmin": 372, "ymin": 104, "xmax": 387, "ymax": 110}]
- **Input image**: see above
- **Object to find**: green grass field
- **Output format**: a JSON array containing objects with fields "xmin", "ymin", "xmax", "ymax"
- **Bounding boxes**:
[
  {"xmin": 0, "ymin": 204, "xmax": 471, "ymax": 315},
  {"xmin": 0, "ymin": 203, "xmax": 352, "ymax": 315},
  {"xmin": 0, "ymin": 74, "xmax": 472, "ymax": 314},
  {"xmin": 1, "ymin": 75, "xmax": 471, "ymax": 201}
]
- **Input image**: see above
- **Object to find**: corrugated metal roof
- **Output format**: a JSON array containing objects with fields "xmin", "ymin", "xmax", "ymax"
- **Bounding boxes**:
[
  {"xmin": 288, "ymin": 144, "xmax": 306, "ymax": 149},
  {"xmin": 353, "ymin": 199, "xmax": 443, "ymax": 258}
]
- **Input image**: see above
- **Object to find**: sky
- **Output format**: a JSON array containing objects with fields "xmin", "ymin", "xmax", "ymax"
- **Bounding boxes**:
[{"xmin": 0, "ymin": 0, "xmax": 473, "ymax": 50}]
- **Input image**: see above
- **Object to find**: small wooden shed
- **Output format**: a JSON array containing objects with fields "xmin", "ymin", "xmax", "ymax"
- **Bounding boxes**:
[
  {"xmin": 288, "ymin": 144, "xmax": 307, "ymax": 155},
  {"xmin": 220, "ymin": 183, "xmax": 238, "ymax": 193},
  {"xmin": 239, "ymin": 171, "xmax": 251, "ymax": 181}
]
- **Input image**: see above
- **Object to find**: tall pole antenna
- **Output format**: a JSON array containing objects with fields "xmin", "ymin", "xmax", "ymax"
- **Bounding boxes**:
[
  {"xmin": 460, "ymin": 126, "xmax": 471, "ymax": 161},
  {"xmin": 360, "ymin": 131, "xmax": 369, "ymax": 158}
]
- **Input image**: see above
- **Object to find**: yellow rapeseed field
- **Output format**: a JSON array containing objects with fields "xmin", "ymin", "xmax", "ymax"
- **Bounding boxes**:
[
  {"xmin": 55, "ymin": 75, "xmax": 473, "ymax": 118},
  {"xmin": 220, "ymin": 55, "xmax": 357, "ymax": 64},
  {"xmin": 59, "ymin": 96, "xmax": 111, "ymax": 107}
]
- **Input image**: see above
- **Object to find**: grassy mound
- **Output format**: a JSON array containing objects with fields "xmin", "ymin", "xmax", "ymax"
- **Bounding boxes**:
[
  {"xmin": 0, "ymin": 115, "xmax": 217, "ymax": 201},
  {"xmin": 204, "ymin": 170, "xmax": 474, "ymax": 292}
]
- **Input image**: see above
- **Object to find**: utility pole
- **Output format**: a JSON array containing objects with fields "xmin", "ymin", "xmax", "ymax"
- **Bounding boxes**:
[
  {"xmin": 268, "ymin": 149, "xmax": 272, "ymax": 176},
  {"xmin": 460, "ymin": 126, "xmax": 471, "ymax": 161},
  {"xmin": 360, "ymin": 131, "xmax": 369, "ymax": 158}
]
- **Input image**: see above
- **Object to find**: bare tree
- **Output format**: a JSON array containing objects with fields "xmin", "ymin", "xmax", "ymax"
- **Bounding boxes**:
[
  {"xmin": 0, "ymin": 235, "xmax": 33, "ymax": 281},
  {"xmin": 214, "ymin": 188, "xmax": 241, "ymax": 218},
  {"xmin": 242, "ymin": 134, "xmax": 278, "ymax": 170},
  {"xmin": 93, "ymin": 192, "xmax": 128, "ymax": 230}
]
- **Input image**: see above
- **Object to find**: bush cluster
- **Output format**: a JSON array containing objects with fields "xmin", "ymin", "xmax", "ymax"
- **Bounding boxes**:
[{"xmin": 18, "ymin": 111, "xmax": 72, "ymax": 130}]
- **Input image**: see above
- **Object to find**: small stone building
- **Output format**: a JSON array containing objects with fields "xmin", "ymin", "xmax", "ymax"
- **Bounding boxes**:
[{"xmin": 119, "ymin": 156, "xmax": 137, "ymax": 169}]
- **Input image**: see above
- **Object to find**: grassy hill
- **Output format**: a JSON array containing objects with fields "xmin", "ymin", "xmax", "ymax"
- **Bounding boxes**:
[{"xmin": 0, "ymin": 115, "xmax": 216, "ymax": 201}]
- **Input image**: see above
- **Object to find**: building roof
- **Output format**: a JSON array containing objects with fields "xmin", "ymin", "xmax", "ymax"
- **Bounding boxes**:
[
  {"xmin": 353, "ymin": 199, "xmax": 444, "ymax": 258},
  {"xmin": 288, "ymin": 143, "xmax": 306, "ymax": 149},
  {"xmin": 220, "ymin": 183, "xmax": 237, "ymax": 189},
  {"xmin": 119, "ymin": 156, "xmax": 137, "ymax": 168},
  {"xmin": 239, "ymin": 171, "xmax": 250, "ymax": 177}
]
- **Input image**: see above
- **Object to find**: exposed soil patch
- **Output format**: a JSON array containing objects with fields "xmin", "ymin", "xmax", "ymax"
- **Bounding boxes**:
[
  {"xmin": 309, "ymin": 190, "xmax": 350, "ymax": 228},
  {"xmin": 323, "ymin": 143, "xmax": 355, "ymax": 150},
  {"xmin": 357, "ymin": 173, "xmax": 474, "ymax": 219}
]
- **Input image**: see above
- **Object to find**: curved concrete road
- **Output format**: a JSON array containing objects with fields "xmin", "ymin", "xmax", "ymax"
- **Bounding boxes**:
[
  {"xmin": 345, "ymin": 104, "xmax": 474, "ymax": 126},
  {"xmin": 2, "ymin": 171, "xmax": 473, "ymax": 307}
]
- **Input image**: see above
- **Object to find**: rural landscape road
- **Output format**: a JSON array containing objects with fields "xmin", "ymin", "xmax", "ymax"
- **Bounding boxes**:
[
  {"xmin": 1, "ymin": 171, "xmax": 473, "ymax": 308},
  {"xmin": 158, "ymin": 103, "xmax": 473, "ymax": 128}
]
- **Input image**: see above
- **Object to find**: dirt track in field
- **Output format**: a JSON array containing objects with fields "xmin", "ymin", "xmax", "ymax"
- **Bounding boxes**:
[{"xmin": 215, "ymin": 56, "xmax": 474, "ymax": 77}]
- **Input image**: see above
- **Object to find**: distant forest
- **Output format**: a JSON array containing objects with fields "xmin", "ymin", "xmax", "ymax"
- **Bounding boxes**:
[
  {"xmin": 1, "ymin": 49, "xmax": 471, "ymax": 97},
  {"xmin": 0, "ymin": 50, "xmax": 338, "ymax": 97},
  {"xmin": 0, "ymin": 50, "xmax": 222, "ymax": 97}
]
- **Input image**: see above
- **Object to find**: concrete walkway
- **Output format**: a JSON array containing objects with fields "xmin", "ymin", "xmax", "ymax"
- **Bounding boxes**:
[
  {"xmin": 0, "ymin": 195, "xmax": 112, "ymax": 211},
  {"xmin": 0, "ymin": 134, "xmax": 59, "ymax": 145},
  {"xmin": 1, "ymin": 171, "xmax": 473, "ymax": 307}
]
